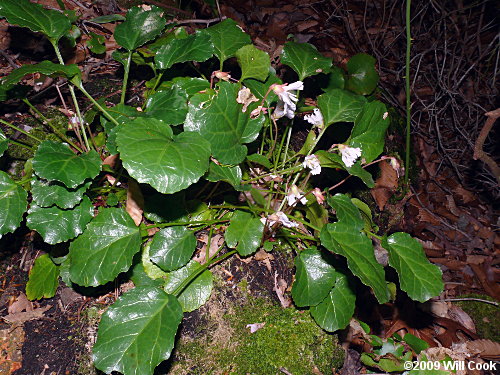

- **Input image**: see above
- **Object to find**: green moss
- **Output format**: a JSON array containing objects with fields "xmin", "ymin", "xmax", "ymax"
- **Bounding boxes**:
[
  {"xmin": 455, "ymin": 294, "xmax": 500, "ymax": 342},
  {"xmin": 170, "ymin": 295, "xmax": 344, "ymax": 374}
]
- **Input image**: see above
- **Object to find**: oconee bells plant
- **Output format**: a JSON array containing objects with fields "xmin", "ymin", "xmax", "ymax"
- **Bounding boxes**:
[{"xmin": 0, "ymin": 2, "xmax": 443, "ymax": 374}]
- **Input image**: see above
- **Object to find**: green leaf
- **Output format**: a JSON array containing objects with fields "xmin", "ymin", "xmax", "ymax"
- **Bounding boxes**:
[
  {"xmin": 0, "ymin": 0, "xmax": 71, "ymax": 42},
  {"xmin": 87, "ymin": 32, "xmax": 106, "ymax": 54},
  {"xmin": 0, "ymin": 129, "xmax": 7, "ymax": 157},
  {"xmin": 235, "ymin": 45, "xmax": 270, "ymax": 82},
  {"xmin": 382, "ymin": 233, "xmax": 443, "ymax": 302},
  {"xmin": 246, "ymin": 153, "xmax": 271, "ymax": 169},
  {"xmin": 346, "ymin": 53, "xmax": 379, "ymax": 95},
  {"xmin": 327, "ymin": 193, "xmax": 364, "ymax": 230},
  {"xmin": 185, "ymin": 81, "xmax": 265, "ymax": 164},
  {"xmin": 32, "ymin": 141, "xmax": 101, "ymax": 189},
  {"xmin": 291, "ymin": 248, "xmax": 337, "ymax": 307},
  {"xmin": 1, "ymin": 61, "xmax": 81, "ymax": 87},
  {"xmin": 349, "ymin": 101, "xmax": 390, "ymax": 163},
  {"xmin": 170, "ymin": 77, "xmax": 210, "ymax": 97},
  {"xmin": 26, "ymin": 254, "xmax": 59, "ymax": 300},
  {"xmin": 403, "ymin": 333, "xmax": 429, "ymax": 354},
  {"xmin": 69, "ymin": 208, "xmax": 142, "ymax": 286},
  {"xmin": 31, "ymin": 178, "xmax": 91, "ymax": 209},
  {"xmin": 202, "ymin": 18, "xmax": 251, "ymax": 65},
  {"xmin": 163, "ymin": 260, "xmax": 213, "ymax": 312},
  {"xmin": 141, "ymin": 241, "xmax": 168, "ymax": 280},
  {"xmin": 114, "ymin": 5, "xmax": 166, "ymax": 50},
  {"xmin": 116, "ymin": 118, "xmax": 211, "ymax": 194},
  {"xmin": 320, "ymin": 223, "xmax": 389, "ymax": 303},
  {"xmin": 310, "ymin": 272, "xmax": 356, "ymax": 332},
  {"xmin": 205, "ymin": 162, "xmax": 242, "ymax": 188},
  {"xmin": 155, "ymin": 31, "xmax": 213, "ymax": 70},
  {"xmin": 281, "ymin": 42, "xmax": 332, "ymax": 80},
  {"xmin": 0, "ymin": 171, "xmax": 28, "ymax": 237},
  {"xmin": 351, "ymin": 198, "xmax": 378, "ymax": 232},
  {"xmin": 144, "ymin": 86, "xmax": 188, "ymax": 125},
  {"xmin": 225, "ymin": 210, "xmax": 264, "ymax": 256},
  {"xmin": 150, "ymin": 227, "xmax": 197, "ymax": 272},
  {"xmin": 93, "ymin": 286, "xmax": 183, "ymax": 375},
  {"xmin": 27, "ymin": 196, "xmax": 93, "ymax": 245},
  {"xmin": 317, "ymin": 89, "xmax": 367, "ymax": 127},
  {"xmin": 324, "ymin": 66, "xmax": 345, "ymax": 91}
]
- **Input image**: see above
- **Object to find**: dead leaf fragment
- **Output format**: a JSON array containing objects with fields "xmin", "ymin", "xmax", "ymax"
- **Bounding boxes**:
[
  {"xmin": 467, "ymin": 339, "xmax": 500, "ymax": 361},
  {"xmin": 371, "ymin": 160, "xmax": 399, "ymax": 210},
  {"xmin": 126, "ymin": 178, "xmax": 144, "ymax": 226},
  {"xmin": 246, "ymin": 322, "xmax": 265, "ymax": 333},
  {"xmin": 8, "ymin": 293, "xmax": 32, "ymax": 314},
  {"xmin": 2, "ymin": 305, "xmax": 50, "ymax": 324}
]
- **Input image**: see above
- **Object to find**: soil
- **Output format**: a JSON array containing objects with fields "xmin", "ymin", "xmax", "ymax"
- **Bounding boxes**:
[{"xmin": 0, "ymin": 0, "xmax": 499, "ymax": 374}]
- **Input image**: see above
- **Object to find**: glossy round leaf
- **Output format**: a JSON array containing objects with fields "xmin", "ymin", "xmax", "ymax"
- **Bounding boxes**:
[
  {"xmin": 326, "ymin": 193, "xmax": 364, "ymax": 230},
  {"xmin": 93, "ymin": 287, "xmax": 183, "ymax": 375},
  {"xmin": 205, "ymin": 162, "xmax": 242, "ymax": 188},
  {"xmin": 33, "ymin": 141, "xmax": 101, "ymax": 189},
  {"xmin": 382, "ymin": 232, "xmax": 443, "ymax": 302},
  {"xmin": 31, "ymin": 178, "xmax": 91, "ymax": 209},
  {"xmin": 310, "ymin": 273, "xmax": 356, "ymax": 332},
  {"xmin": 69, "ymin": 208, "xmax": 142, "ymax": 286},
  {"xmin": 114, "ymin": 5, "xmax": 166, "ymax": 50},
  {"xmin": 320, "ymin": 223, "xmax": 389, "ymax": 304},
  {"xmin": 346, "ymin": 53, "xmax": 379, "ymax": 95},
  {"xmin": 155, "ymin": 31, "xmax": 213, "ymax": 70},
  {"xmin": 144, "ymin": 86, "xmax": 188, "ymax": 125},
  {"xmin": 349, "ymin": 101, "xmax": 390, "ymax": 163},
  {"xmin": 225, "ymin": 210, "xmax": 264, "ymax": 256},
  {"xmin": 150, "ymin": 227, "xmax": 197, "ymax": 272},
  {"xmin": 117, "ymin": 118, "xmax": 211, "ymax": 194},
  {"xmin": 27, "ymin": 196, "xmax": 93, "ymax": 245},
  {"xmin": 236, "ymin": 44, "xmax": 270, "ymax": 82},
  {"xmin": 291, "ymin": 248, "xmax": 338, "ymax": 307},
  {"xmin": 0, "ymin": 171, "xmax": 27, "ymax": 237},
  {"xmin": 0, "ymin": 0, "xmax": 71, "ymax": 42},
  {"xmin": 26, "ymin": 254, "xmax": 59, "ymax": 300},
  {"xmin": 185, "ymin": 81, "xmax": 264, "ymax": 164},
  {"xmin": 202, "ymin": 18, "xmax": 251, "ymax": 65},
  {"xmin": 317, "ymin": 89, "xmax": 367, "ymax": 127},
  {"xmin": 163, "ymin": 260, "xmax": 213, "ymax": 312},
  {"xmin": 1, "ymin": 61, "xmax": 81, "ymax": 87},
  {"xmin": 281, "ymin": 42, "xmax": 332, "ymax": 80}
]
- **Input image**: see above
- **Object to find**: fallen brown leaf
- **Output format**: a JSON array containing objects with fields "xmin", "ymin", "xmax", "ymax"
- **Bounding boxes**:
[
  {"xmin": 371, "ymin": 159, "xmax": 399, "ymax": 210},
  {"xmin": 126, "ymin": 178, "xmax": 144, "ymax": 226},
  {"xmin": 2, "ymin": 305, "xmax": 50, "ymax": 324}
]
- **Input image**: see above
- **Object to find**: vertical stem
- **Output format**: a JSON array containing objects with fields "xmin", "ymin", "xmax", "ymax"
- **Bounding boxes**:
[
  {"xmin": 405, "ymin": 0, "xmax": 412, "ymax": 186},
  {"xmin": 120, "ymin": 50, "xmax": 132, "ymax": 105},
  {"xmin": 22, "ymin": 99, "xmax": 83, "ymax": 152},
  {"xmin": 78, "ymin": 85, "xmax": 120, "ymax": 126},
  {"xmin": 52, "ymin": 41, "xmax": 92, "ymax": 151}
]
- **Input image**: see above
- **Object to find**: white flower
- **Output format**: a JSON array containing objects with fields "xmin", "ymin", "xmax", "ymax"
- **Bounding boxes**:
[
  {"xmin": 338, "ymin": 145, "xmax": 362, "ymax": 168},
  {"xmin": 304, "ymin": 108, "xmax": 323, "ymax": 126},
  {"xmin": 302, "ymin": 154, "xmax": 321, "ymax": 175},
  {"xmin": 271, "ymin": 81, "xmax": 304, "ymax": 119},
  {"xmin": 286, "ymin": 185, "xmax": 307, "ymax": 206},
  {"xmin": 246, "ymin": 322, "xmax": 265, "ymax": 333},
  {"xmin": 261, "ymin": 212, "xmax": 299, "ymax": 229}
]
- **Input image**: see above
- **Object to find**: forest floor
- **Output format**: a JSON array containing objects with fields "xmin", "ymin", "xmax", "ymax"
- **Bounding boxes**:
[{"xmin": 0, "ymin": 0, "xmax": 498, "ymax": 374}]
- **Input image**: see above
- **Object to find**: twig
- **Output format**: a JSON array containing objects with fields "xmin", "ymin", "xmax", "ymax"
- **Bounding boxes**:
[
  {"xmin": 442, "ymin": 297, "xmax": 498, "ymax": 307},
  {"xmin": 473, "ymin": 108, "xmax": 500, "ymax": 185}
]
